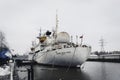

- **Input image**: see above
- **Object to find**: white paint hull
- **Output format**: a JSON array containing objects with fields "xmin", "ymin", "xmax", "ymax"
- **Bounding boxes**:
[{"xmin": 33, "ymin": 47, "xmax": 91, "ymax": 67}]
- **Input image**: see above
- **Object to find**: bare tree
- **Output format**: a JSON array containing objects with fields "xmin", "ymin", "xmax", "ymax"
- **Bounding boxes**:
[{"xmin": 0, "ymin": 30, "xmax": 8, "ymax": 51}]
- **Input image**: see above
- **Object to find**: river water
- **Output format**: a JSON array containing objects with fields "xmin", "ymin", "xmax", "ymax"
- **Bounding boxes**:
[{"xmin": 17, "ymin": 61, "xmax": 120, "ymax": 80}]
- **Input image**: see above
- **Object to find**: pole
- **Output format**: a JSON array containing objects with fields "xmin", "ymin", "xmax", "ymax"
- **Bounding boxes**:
[
  {"xmin": 28, "ymin": 69, "xmax": 31, "ymax": 80},
  {"xmin": 80, "ymin": 35, "xmax": 83, "ymax": 46},
  {"xmin": 31, "ymin": 64, "xmax": 34, "ymax": 80},
  {"xmin": 76, "ymin": 35, "xmax": 78, "ymax": 45}
]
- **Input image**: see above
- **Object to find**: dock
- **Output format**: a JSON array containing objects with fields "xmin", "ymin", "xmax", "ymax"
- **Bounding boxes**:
[{"xmin": 87, "ymin": 54, "xmax": 120, "ymax": 62}]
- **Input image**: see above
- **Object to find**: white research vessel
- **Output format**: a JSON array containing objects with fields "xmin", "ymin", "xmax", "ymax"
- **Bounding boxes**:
[{"xmin": 31, "ymin": 14, "xmax": 91, "ymax": 67}]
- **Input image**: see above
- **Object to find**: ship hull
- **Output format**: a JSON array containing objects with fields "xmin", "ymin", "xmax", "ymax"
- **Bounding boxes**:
[{"xmin": 33, "ymin": 47, "xmax": 91, "ymax": 67}]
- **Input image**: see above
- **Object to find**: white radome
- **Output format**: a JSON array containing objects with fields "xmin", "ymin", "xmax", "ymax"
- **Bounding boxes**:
[{"xmin": 56, "ymin": 32, "xmax": 70, "ymax": 43}]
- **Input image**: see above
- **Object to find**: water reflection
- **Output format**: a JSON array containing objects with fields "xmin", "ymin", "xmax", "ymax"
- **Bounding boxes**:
[
  {"xmin": 17, "ymin": 62, "xmax": 120, "ymax": 80},
  {"xmin": 34, "ymin": 65, "xmax": 90, "ymax": 80}
]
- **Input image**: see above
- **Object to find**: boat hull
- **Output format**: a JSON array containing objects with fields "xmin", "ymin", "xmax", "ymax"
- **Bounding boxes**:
[{"xmin": 33, "ymin": 47, "xmax": 91, "ymax": 67}]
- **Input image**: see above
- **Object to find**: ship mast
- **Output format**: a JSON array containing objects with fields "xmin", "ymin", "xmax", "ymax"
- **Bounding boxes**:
[{"xmin": 55, "ymin": 10, "xmax": 58, "ymax": 36}]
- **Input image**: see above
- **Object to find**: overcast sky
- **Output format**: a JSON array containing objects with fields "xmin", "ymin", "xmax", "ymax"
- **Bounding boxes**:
[{"xmin": 0, "ymin": 0, "xmax": 120, "ymax": 54}]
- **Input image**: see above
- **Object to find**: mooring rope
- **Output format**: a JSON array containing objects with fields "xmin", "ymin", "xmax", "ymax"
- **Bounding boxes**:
[
  {"xmin": 66, "ymin": 47, "xmax": 77, "ymax": 72},
  {"xmin": 32, "ymin": 50, "xmax": 48, "ymax": 63},
  {"xmin": 52, "ymin": 54, "xmax": 56, "ymax": 68}
]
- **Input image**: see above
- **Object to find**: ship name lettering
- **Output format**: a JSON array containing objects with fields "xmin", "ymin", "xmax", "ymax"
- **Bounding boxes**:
[{"xmin": 56, "ymin": 51, "xmax": 71, "ymax": 55}]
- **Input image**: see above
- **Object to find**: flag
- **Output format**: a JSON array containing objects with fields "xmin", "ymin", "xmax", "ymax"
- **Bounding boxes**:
[{"xmin": 80, "ymin": 35, "xmax": 83, "ymax": 38}]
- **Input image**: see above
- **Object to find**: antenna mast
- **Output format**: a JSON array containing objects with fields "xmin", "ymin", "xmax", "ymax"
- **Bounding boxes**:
[{"xmin": 55, "ymin": 10, "xmax": 58, "ymax": 35}]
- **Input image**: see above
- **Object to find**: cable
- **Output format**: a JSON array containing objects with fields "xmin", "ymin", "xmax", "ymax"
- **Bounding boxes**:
[
  {"xmin": 66, "ymin": 47, "xmax": 77, "ymax": 72},
  {"xmin": 32, "ymin": 50, "xmax": 48, "ymax": 64}
]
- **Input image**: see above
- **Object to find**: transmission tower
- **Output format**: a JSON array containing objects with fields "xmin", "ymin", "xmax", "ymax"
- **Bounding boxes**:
[{"xmin": 99, "ymin": 37, "xmax": 105, "ymax": 52}]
